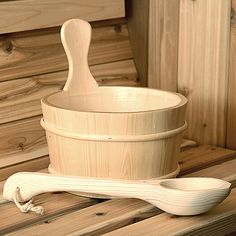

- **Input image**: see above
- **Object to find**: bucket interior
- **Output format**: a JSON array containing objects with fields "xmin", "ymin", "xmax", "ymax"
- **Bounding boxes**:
[{"xmin": 46, "ymin": 87, "xmax": 184, "ymax": 113}]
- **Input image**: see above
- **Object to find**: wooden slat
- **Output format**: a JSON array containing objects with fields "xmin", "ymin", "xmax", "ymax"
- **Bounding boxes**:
[
  {"xmin": 148, "ymin": 0, "xmax": 179, "ymax": 91},
  {"xmin": 4, "ymin": 146, "xmax": 236, "ymax": 235},
  {"xmin": 0, "ymin": 24, "xmax": 132, "ymax": 82},
  {"xmin": 6, "ymin": 198, "xmax": 155, "ymax": 236},
  {"xmin": 178, "ymin": 0, "xmax": 231, "ymax": 146},
  {"xmin": 0, "ymin": 156, "xmax": 49, "ymax": 182},
  {"xmin": 179, "ymin": 145, "xmax": 236, "ymax": 175},
  {"xmin": 226, "ymin": 0, "xmax": 236, "ymax": 149},
  {"xmin": 104, "ymin": 188, "xmax": 236, "ymax": 236},
  {"xmin": 0, "ymin": 0, "xmax": 125, "ymax": 34},
  {"xmin": 185, "ymin": 158, "xmax": 236, "ymax": 188},
  {"xmin": 126, "ymin": 0, "xmax": 149, "ymax": 86},
  {"xmin": 0, "ymin": 192, "xmax": 96, "ymax": 235},
  {"xmin": 0, "ymin": 116, "xmax": 46, "ymax": 166},
  {"xmin": 0, "ymin": 59, "xmax": 138, "ymax": 124}
]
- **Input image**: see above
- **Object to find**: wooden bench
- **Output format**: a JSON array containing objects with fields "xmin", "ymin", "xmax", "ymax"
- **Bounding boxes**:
[{"xmin": 0, "ymin": 145, "xmax": 235, "ymax": 235}]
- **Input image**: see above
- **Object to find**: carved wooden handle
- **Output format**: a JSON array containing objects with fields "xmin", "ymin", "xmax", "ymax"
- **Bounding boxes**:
[
  {"xmin": 61, "ymin": 19, "xmax": 98, "ymax": 94},
  {"xmin": 3, "ymin": 172, "xmax": 150, "ymax": 202}
]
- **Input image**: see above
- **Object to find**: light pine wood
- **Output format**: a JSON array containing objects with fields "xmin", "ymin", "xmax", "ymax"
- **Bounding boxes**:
[
  {"xmin": 179, "ymin": 145, "xmax": 236, "ymax": 175},
  {"xmin": 5, "ymin": 198, "xmax": 153, "ymax": 236},
  {"xmin": 61, "ymin": 19, "xmax": 99, "ymax": 94},
  {"xmin": 3, "ymin": 172, "xmax": 231, "ymax": 216},
  {"xmin": 186, "ymin": 158, "xmax": 236, "ymax": 188},
  {"xmin": 0, "ymin": 60, "xmax": 138, "ymax": 124},
  {"xmin": 1, "ymin": 146, "xmax": 235, "ymax": 235},
  {"xmin": 103, "ymin": 188, "xmax": 236, "ymax": 236},
  {"xmin": 41, "ymin": 19, "xmax": 187, "ymax": 182},
  {"xmin": 178, "ymin": 0, "xmax": 231, "ymax": 146},
  {"xmin": 148, "ymin": 0, "xmax": 179, "ymax": 91},
  {"xmin": 227, "ymin": 0, "xmax": 236, "ymax": 149},
  {"xmin": 0, "ymin": 24, "xmax": 132, "ymax": 82},
  {"xmin": 0, "ymin": 192, "xmax": 95, "ymax": 235},
  {"xmin": 126, "ymin": 0, "xmax": 149, "ymax": 86},
  {"xmin": 0, "ymin": 0, "xmax": 125, "ymax": 34},
  {"xmin": 0, "ymin": 116, "xmax": 47, "ymax": 165},
  {"xmin": 0, "ymin": 156, "xmax": 49, "ymax": 182}
]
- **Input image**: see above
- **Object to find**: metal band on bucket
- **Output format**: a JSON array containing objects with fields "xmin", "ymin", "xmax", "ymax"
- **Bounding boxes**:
[{"xmin": 41, "ymin": 119, "xmax": 187, "ymax": 142}]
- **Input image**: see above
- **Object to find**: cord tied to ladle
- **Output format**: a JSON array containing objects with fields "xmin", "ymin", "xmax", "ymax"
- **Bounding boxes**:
[{"xmin": 13, "ymin": 187, "xmax": 44, "ymax": 215}]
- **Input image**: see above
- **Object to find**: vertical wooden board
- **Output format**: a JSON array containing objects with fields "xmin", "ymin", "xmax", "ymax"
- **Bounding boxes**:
[
  {"xmin": 0, "ymin": 0, "xmax": 125, "ymax": 34},
  {"xmin": 126, "ymin": 0, "xmax": 149, "ymax": 86},
  {"xmin": 226, "ymin": 0, "xmax": 236, "ymax": 149},
  {"xmin": 178, "ymin": 0, "xmax": 231, "ymax": 146},
  {"xmin": 148, "ymin": 0, "xmax": 179, "ymax": 91}
]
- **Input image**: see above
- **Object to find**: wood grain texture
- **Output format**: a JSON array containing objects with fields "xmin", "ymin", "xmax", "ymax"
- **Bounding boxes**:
[
  {"xmin": 103, "ymin": 188, "xmax": 236, "ymax": 236},
  {"xmin": 179, "ymin": 145, "xmax": 236, "ymax": 175},
  {"xmin": 226, "ymin": 0, "xmax": 236, "ymax": 149},
  {"xmin": 4, "ymin": 172, "xmax": 230, "ymax": 216},
  {"xmin": 178, "ymin": 0, "xmax": 231, "ymax": 146},
  {"xmin": 4, "ymin": 150, "xmax": 236, "ymax": 236},
  {"xmin": 0, "ymin": 156, "xmax": 49, "ymax": 182},
  {"xmin": 42, "ymin": 88, "xmax": 186, "ymax": 180},
  {"xmin": 0, "ymin": 60, "xmax": 138, "ymax": 124},
  {"xmin": 7, "ymin": 198, "xmax": 153, "ymax": 236},
  {"xmin": 186, "ymin": 158, "xmax": 236, "ymax": 188},
  {"xmin": 0, "ymin": 116, "xmax": 46, "ymax": 164},
  {"xmin": 0, "ymin": 0, "xmax": 125, "ymax": 34},
  {"xmin": 148, "ymin": 0, "xmax": 179, "ymax": 91},
  {"xmin": 0, "ymin": 192, "xmax": 96, "ymax": 235},
  {"xmin": 0, "ymin": 24, "xmax": 132, "ymax": 82},
  {"xmin": 61, "ymin": 19, "xmax": 100, "ymax": 94},
  {"xmin": 126, "ymin": 0, "xmax": 149, "ymax": 86}
]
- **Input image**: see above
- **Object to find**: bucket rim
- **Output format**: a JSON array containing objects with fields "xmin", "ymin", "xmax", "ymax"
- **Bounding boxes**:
[{"xmin": 41, "ymin": 86, "xmax": 187, "ymax": 115}]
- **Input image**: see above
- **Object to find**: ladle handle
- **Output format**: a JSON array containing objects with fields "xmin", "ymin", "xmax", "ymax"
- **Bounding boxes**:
[
  {"xmin": 3, "ymin": 172, "xmax": 150, "ymax": 202},
  {"xmin": 61, "ymin": 19, "xmax": 98, "ymax": 94}
]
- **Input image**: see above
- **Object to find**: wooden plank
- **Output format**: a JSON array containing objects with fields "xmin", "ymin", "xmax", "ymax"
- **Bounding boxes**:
[
  {"xmin": 126, "ymin": 0, "xmax": 149, "ymax": 86},
  {"xmin": 104, "ymin": 188, "xmax": 236, "ymax": 236},
  {"xmin": 148, "ymin": 0, "xmax": 179, "ymax": 91},
  {"xmin": 0, "ymin": 192, "xmax": 96, "ymax": 235},
  {"xmin": 0, "ymin": 59, "xmax": 138, "ymax": 124},
  {"xmin": 178, "ymin": 0, "xmax": 231, "ymax": 146},
  {"xmin": 5, "ymin": 146, "xmax": 236, "ymax": 235},
  {"xmin": 0, "ymin": 116, "xmax": 47, "ymax": 166},
  {"xmin": 185, "ymin": 158, "xmax": 236, "ymax": 188},
  {"xmin": 0, "ymin": 24, "xmax": 132, "ymax": 82},
  {"xmin": 0, "ymin": 156, "xmax": 49, "ymax": 182},
  {"xmin": 0, "ymin": 0, "xmax": 125, "ymax": 34},
  {"xmin": 226, "ymin": 0, "xmax": 236, "ymax": 149},
  {"xmin": 179, "ymin": 145, "xmax": 236, "ymax": 175},
  {"xmin": 7, "ymin": 198, "xmax": 155, "ymax": 236}
]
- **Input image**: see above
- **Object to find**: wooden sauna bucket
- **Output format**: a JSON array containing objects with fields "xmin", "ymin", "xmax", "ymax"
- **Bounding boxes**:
[{"xmin": 41, "ymin": 19, "xmax": 187, "ymax": 197}]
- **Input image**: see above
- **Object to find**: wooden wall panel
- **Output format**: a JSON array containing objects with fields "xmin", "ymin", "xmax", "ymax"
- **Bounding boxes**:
[
  {"xmin": 226, "ymin": 0, "xmax": 236, "ymax": 149},
  {"xmin": 0, "ymin": 24, "xmax": 132, "ymax": 82},
  {"xmin": 178, "ymin": 0, "xmax": 231, "ymax": 146},
  {"xmin": 126, "ymin": 0, "xmax": 149, "ymax": 86},
  {"xmin": 0, "ymin": 0, "xmax": 125, "ymax": 34},
  {"xmin": 0, "ymin": 60, "xmax": 138, "ymax": 124},
  {"xmin": 148, "ymin": 0, "xmax": 179, "ymax": 91}
]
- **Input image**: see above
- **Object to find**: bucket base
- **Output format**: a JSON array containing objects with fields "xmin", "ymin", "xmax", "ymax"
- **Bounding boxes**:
[{"xmin": 48, "ymin": 164, "xmax": 180, "ymax": 199}]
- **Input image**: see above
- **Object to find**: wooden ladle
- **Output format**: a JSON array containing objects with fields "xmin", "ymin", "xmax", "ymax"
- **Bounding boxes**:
[{"xmin": 3, "ymin": 172, "xmax": 231, "ymax": 216}]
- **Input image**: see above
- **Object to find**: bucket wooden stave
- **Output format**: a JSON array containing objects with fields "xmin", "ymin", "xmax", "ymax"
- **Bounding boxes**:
[{"xmin": 41, "ymin": 87, "xmax": 187, "ymax": 180}]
